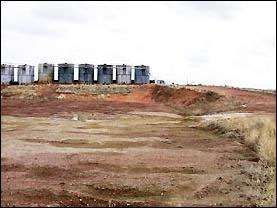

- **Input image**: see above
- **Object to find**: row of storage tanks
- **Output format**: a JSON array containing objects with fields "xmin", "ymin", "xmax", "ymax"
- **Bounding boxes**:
[{"xmin": 1, "ymin": 63, "xmax": 150, "ymax": 85}]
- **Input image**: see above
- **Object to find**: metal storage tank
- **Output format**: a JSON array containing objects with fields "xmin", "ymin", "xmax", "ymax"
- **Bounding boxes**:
[
  {"xmin": 97, "ymin": 64, "xmax": 113, "ymax": 84},
  {"xmin": 156, "ymin": 80, "xmax": 165, "ymax": 85},
  {"xmin": 18, "ymin": 64, "xmax": 34, "ymax": 85},
  {"xmin": 38, "ymin": 63, "xmax": 54, "ymax": 83},
  {"xmin": 1, "ymin": 64, "xmax": 14, "ymax": 84},
  {"xmin": 58, "ymin": 63, "xmax": 74, "ymax": 84},
  {"xmin": 134, "ymin": 65, "xmax": 150, "ymax": 84},
  {"xmin": 116, "ymin": 64, "xmax": 132, "ymax": 84},
  {"xmin": 79, "ymin": 64, "xmax": 94, "ymax": 84}
]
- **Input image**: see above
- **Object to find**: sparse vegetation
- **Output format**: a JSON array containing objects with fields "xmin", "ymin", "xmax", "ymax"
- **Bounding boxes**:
[
  {"xmin": 199, "ymin": 116, "xmax": 275, "ymax": 165},
  {"xmin": 198, "ymin": 116, "xmax": 276, "ymax": 206}
]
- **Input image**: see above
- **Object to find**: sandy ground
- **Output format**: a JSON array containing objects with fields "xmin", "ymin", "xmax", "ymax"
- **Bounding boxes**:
[
  {"xmin": 1, "ymin": 84, "xmax": 275, "ymax": 207},
  {"xmin": 1, "ymin": 111, "xmax": 270, "ymax": 207}
]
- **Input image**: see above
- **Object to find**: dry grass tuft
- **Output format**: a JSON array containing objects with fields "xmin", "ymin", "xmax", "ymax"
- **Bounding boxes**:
[
  {"xmin": 200, "ymin": 116, "xmax": 276, "ymax": 165},
  {"xmin": 245, "ymin": 117, "xmax": 275, "ymax": 165},
  {"xmin": 199, "ymin": 115, "xmax": 276, "ymax": 206}
]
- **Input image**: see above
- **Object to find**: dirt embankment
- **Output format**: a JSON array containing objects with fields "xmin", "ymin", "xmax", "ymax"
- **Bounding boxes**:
[
  {"xmin": 150, "ymin": 85, "xmax": 221, "ymax": 105},
  {"xmin": 108, "ymin": 84, "xmax": 275, "ymax": 116},
  {"xmin": 0, "ymin": 85, "xmax": 170, "ymax": 117},
  {"xmin": 185, "ymin": 85, "xmax": 276, "ymax": 113},
  {"xmin": 1, "ymin": 84, "xmax": 275, "ymax": 117},
  {"xmin": 107, "ymin": 85, "xmax": 221, "ymax": 105},
  {"xmin": 2, "ymin": 84, "xmax": 219, "ymax": 117}
]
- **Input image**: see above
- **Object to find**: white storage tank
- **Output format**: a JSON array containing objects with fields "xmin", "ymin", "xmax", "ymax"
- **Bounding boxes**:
[
  {"xmin": 18, "ymin": 64, "xmax": 34, "ymax": 85},
  {"xmin": 38, "ymin": 63, "xmax": 54, "ymax": 83},
  {"xmin": 1, "ymin": 64, "xmax": 14, "ymax": 84},
  {"xmin": 116, "ymin": 64, "xmax": 132, "ymax": 84}
]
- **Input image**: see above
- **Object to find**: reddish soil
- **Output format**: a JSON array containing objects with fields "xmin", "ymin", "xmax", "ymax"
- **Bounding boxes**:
[
  {"xmin": 1, "ymin": 84, "xmax": 276, "ymax": 207},
  {"xmin": 1, "ymin": 84, "xmax": 275, "ymax": 117},
  {"xmin": 1, "ymin": 98, "xmax": 171, "ymax": 118},
  {"xmin": 107, "ymin": 85, "xmax": 154, "ymax": 104},
  {"xmin": 1, "ymin": 113, "xmax": 272, "ymax": 207},
  {"xmin": 108, "ymin": 84, "xmax": 275, "ymax": 115},
  {"xmin": 108, "ymin": 85, "xmax": 219, "ymax": 106},
  {"xmin": 185, "ymin": 85, "xmax": 276, "ymax": 113}
]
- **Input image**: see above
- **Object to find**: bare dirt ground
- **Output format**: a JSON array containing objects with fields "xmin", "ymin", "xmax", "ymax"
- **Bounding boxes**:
[
  {"xmin": 184, "ymin": 85, "xmax": 276, "ymax": 113},
  {"xmin": 1, "ymin": 84, "xmax": 276, "ymax": 207}
]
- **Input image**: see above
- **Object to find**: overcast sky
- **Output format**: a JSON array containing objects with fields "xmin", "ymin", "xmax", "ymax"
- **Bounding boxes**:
[{"xmin": 1, "ymin": 1, "xmax": 276, "ymax": 89}]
